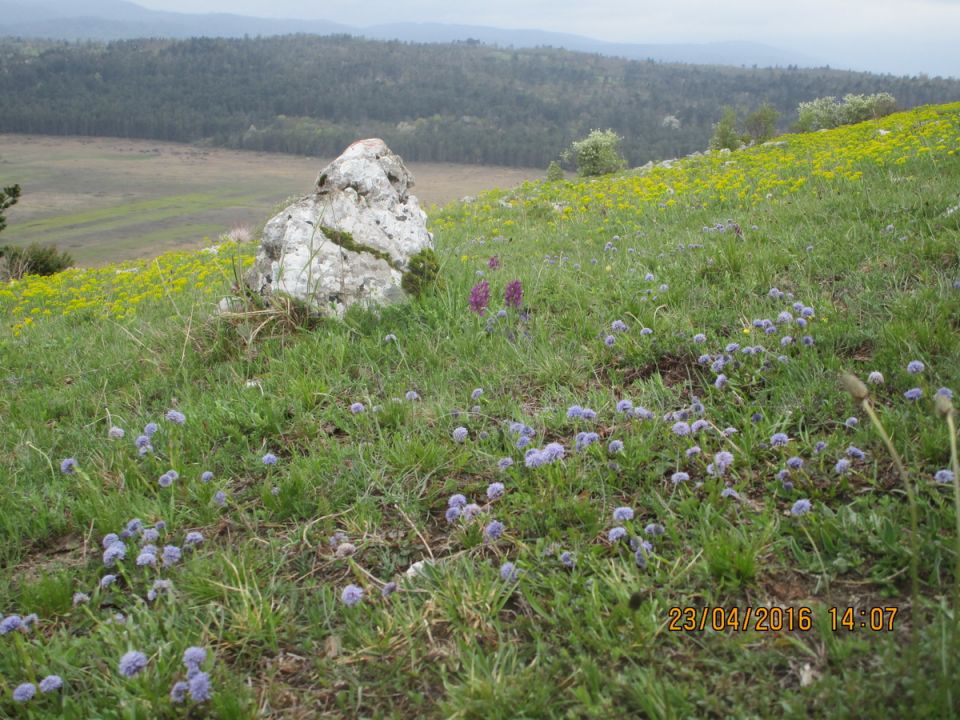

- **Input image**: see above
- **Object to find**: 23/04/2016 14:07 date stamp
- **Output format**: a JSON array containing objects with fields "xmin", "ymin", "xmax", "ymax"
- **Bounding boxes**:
[{"xmin": 667, "ymin": 606, "xmax": 899, "ymax": 632}]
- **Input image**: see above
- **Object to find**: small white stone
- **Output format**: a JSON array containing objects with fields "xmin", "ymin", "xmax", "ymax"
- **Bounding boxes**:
[{"xmin": 405, "ymin": 560, "xmax": 431, "ymax": 578}]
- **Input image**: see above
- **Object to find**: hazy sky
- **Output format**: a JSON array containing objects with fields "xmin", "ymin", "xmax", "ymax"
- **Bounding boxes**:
[{"xmin": 134, "ymin": 0, "xmax": 960, "ymax": 77}]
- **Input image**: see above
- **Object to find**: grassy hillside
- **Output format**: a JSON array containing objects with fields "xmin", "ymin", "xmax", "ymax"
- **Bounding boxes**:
[{"xmin": 0, "ymin": 103, "xmax": 959, "ymax": 718}]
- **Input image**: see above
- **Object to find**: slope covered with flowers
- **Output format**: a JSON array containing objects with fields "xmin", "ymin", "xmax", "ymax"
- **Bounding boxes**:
[
  {"xmin": 0, "ymin": 103, "xmax": 959, "ymax": 718},
  {"xmin": 433, "ymin": 101, "xmax": 960, "ymax": 236},
  {"xmin": 3, "ymin": 102, "xmax": 958, "ymax": 337}
]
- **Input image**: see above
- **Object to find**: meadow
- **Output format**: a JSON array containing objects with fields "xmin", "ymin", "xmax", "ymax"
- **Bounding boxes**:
[
  {"xmin": 0, "ymin": 134, "xmax": 539, "ymax": 266},
  {"xmin": 0, "ymin": 103, "xmax": 959, "ymax": 718}
]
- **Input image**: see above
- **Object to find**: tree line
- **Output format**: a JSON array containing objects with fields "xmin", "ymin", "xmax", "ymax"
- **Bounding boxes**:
[{"xmin": 0, "ymin": 35, "xmax": 958, "ymax": 167}]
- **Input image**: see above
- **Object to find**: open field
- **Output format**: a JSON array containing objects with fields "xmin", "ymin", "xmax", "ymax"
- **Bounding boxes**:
[
  {"xmin": 0, "ymin": 134, "xmax": 541, "ymax": 266},
  {"xmin": 1, "ymin": 105, "xmax": 960, "ymax": 717}
]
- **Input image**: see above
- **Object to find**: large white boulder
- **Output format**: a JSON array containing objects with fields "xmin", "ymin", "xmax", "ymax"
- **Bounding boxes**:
[{"xmin": 245, "ymin": 139, "xmax": 433, "ymax": 316}]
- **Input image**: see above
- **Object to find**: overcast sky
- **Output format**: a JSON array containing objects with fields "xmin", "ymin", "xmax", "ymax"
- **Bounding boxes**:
[{"xmin": 134, "ymin": 0, "xmax": 960, "ymax": 77}]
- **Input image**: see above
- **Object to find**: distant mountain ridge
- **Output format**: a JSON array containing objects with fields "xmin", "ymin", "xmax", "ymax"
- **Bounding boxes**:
[
  {"xmin": 358, "ymin": 23, "xmax": 821, "ymax": 69},
  {"xmin": 0, "ymin": 0, "xmax": 353, "ymax": 41},
  {"xmin": 0, "ymin": 0, "xmax": 821, "ymax": 69}
]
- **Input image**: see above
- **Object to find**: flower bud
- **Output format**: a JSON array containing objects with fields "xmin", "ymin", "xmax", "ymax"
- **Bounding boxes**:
[
  {"xmin": 334, "ymin": 542, "xmax": 357, "ymax": 559},
  {"xmin": 935, "ymin": 393, "xmax": 954, "ymax": 418},
  {"xmin": 839, "ymin": 373, "xmax": 869, "ymax": 401}
]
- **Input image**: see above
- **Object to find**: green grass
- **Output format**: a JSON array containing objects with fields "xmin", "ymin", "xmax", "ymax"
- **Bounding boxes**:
[
  {"xmin": 1, "ymin": 105, "xmax": 960, "ymax": 718},
  {"xmin": 14, "ymin": 194, "xmax": 236, "ymax": 233}
]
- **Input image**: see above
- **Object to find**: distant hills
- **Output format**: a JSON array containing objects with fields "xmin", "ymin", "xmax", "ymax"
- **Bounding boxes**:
[
  {"xmin": 0, "ymin": 0, "xmax": 822, "ymax": 69},
  {"xmin": 0, "ymin": 0, "xmax": 352, "ymax": 41},
  {"xmin": 357, "ymin": 25, "xmax": 820, "ymax": 70},
  {"xmin": 2, "ymin": 35, "xmax": 959, "ymax": 168}
]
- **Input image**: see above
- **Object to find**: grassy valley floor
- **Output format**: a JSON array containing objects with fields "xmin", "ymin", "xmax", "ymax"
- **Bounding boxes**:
[
  {"xmin": 0, "ymin": 103, "xmax": 959, "ymax": 718},
  {"xmin": 0, "ymin": 134, "xmax": 540, "ymax": 266}
]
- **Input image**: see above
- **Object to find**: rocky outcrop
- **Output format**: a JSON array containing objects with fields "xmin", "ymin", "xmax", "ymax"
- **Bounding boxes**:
[{"xmin": 244, "ymin": 139, "xmax": 433, "ymax": 316}]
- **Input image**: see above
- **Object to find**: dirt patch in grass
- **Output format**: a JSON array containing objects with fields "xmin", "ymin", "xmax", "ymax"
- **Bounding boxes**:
[
  {"xmin": 13, "ymin": 532, "xmax": 88, "ymax": 584},
  {"xmin": 758, "ymin": 569, "xmax": 910, "ymax": 614},
  {"xmin": 837, "ymin": 339, "xmax": 875, "ymax": 362},
  {"xmin": 600, "ymin": 352, "xmax": 701, "ymax": 389}
]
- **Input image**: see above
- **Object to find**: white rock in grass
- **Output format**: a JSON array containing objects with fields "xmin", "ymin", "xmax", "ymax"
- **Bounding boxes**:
[
  {"xmin": 244, "ymin": 139, "xmax": 433, "ymax": 317},
  {"xmin": 405, "ymin": 560, "xmax": 432, "ymax": 578},
  {"xmin": 799, "ymin": 662, "xmax": 819, "ymax": 687}
]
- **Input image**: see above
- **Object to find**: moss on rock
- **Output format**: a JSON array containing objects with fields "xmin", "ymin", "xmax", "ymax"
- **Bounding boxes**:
[{"xmin": 320, "ymin": 226, "xmax": 398, "ymax": 268}]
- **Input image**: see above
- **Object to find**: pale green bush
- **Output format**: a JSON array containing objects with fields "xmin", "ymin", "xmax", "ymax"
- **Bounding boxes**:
[
  {"xmin": 796, "ymin": 93, "xmax": 897, "ymax": 131},
  {"xmin": 565, "ymin": 129, "xmax": 626, "ymax": 177}
]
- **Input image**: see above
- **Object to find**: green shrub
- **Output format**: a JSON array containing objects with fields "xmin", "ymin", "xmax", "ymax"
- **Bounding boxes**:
[
  {"xmin": 0, "ymin": 242, "xmax": 74, "ymax": 278},
  {"xmin": 401, "ymin": 247, "xmax": 442, "ymax": 298},
  {"xmin": 795, "ymin": 96, "xmax": 842, "ymax": 132},
  {"xmin": 841, "ymin": 92, "xmax": 898, "ymax": 123},
  {"xmin": 744, "ymin": 103, "xmax": 780, "ymax": 144},
  {"xmin": 796, "ymin": 93, "xmax": 897, "ymax": 131},
  {"xmin": 709, "ymin": 107, "xmax": 744, "ymax": 151},
  {"xmin": 545, "ymin": 160, "xmax": 564, "ymax": 182},
  {"xmin": 565, "ymin": 129, "xmax": 626, "ymax": 177},
  {"xmin": 0, "ymin": 183, "xmax": 21, "ymax": 234}
]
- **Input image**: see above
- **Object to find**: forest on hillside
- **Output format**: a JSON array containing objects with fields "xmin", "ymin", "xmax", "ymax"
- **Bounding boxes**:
[{"xmin": 1, "ymin": 35, "xmax": 958, "ymax": 167}]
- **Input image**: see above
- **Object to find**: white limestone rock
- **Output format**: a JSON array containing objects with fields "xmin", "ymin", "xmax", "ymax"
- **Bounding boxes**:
[{"xmin": 245, "ymin": 139, "xmax": 433, "ymax": 316}]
